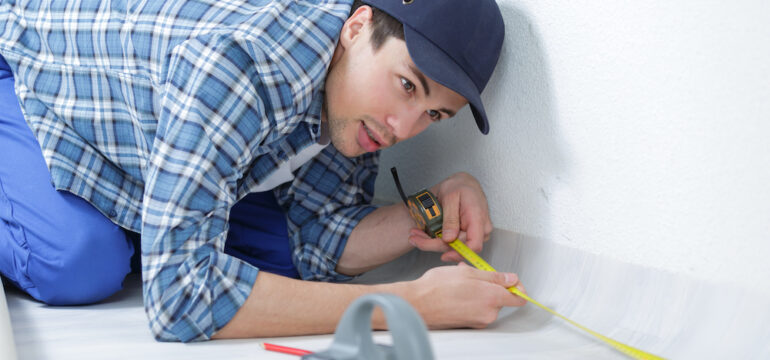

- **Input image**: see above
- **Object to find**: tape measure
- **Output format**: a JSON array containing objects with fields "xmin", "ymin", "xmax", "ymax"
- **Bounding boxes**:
[{"xmin": 390, "ymin": 168, "xmax": 665, "ymax": 360}]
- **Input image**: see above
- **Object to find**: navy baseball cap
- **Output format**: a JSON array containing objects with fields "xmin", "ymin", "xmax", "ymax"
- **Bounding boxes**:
[{"xmin": 360, "ymin": 0, "xmax": 505, "ymax": 134}]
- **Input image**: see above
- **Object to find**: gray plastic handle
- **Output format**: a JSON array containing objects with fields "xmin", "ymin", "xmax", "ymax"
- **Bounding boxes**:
[{"xmin": 302, "ymin": 293, "xmax": 434, "ymax": 360}]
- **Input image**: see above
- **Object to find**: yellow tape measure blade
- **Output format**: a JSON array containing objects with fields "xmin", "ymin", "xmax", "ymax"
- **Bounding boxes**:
[{"xmin": 445, "ymin": 239, "xmax": 665, "ymax": 360}]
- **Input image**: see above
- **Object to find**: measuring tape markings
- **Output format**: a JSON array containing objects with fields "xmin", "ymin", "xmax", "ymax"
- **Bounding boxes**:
[{"xmin": 445, "ymin": 237, "xmax": 666, "ymax": 360}]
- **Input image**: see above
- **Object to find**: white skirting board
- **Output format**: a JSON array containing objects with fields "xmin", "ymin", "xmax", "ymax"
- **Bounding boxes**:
[{"xmin": 3, "ymin": 229, "xmax": 769, "ymax": 359}]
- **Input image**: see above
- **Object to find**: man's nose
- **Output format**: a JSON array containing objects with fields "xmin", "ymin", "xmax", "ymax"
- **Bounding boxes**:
[{"xmin": 385, "ymin": 108, "xmax": 424, "ymax": 141}]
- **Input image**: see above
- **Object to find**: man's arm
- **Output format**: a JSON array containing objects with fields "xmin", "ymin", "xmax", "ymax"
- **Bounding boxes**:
[
  {"xmin": 335, "ymin": 202, "xmax": 415, "ymax": 275},
  {"xmin": 213, "ymin": 263, "xmax": 526, "ymax": 338},
  {"xmin": 215, "ymin": 168, "xmax": 527, "ymax": 338}
]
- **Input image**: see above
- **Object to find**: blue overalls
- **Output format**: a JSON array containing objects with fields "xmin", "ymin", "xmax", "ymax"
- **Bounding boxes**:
[{"xmin": 0, "ymin": 53, "xmax": 298, "ymax": 305}]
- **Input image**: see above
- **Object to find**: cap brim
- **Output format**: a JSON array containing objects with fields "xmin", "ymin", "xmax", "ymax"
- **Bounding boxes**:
[{"xmin": 403, "ymin": 26, "xmax": 490, "ymax": 134}]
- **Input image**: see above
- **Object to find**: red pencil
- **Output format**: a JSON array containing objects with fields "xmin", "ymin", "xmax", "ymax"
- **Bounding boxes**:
[{"xmin": 260, "ymin": 342, "xmax": 313, "ymax": 356}]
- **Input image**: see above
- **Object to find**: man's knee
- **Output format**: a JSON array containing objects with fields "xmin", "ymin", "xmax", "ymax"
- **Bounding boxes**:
[{"xmin": 26, "ymin": 215, "xmax": 134, "ymax": 306}]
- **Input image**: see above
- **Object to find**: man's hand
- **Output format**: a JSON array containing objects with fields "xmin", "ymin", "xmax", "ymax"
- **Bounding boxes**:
[
  {"xmin": 338, "ymin": 172, "xmax": 491, "ymax": 274},
  {"xmin": 408, "ymin": 172, "xmax": 493, "ymax": 262},
  {"xmin": 409, "ymin": 263, "xmax": 527, "ymax": 329}
]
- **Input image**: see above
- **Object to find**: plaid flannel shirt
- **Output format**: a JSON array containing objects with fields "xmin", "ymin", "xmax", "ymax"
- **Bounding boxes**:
[{"xmin": 0, "ymin": 0, "xmax": 380, "ymax": 342}]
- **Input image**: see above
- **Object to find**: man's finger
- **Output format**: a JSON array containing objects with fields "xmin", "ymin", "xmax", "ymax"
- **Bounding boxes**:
[
  {"xmin": 410, "ymin": 235, "xmax": 452, "ymax": 253},
  {"xmin": 484, "ymin": 221, "xmax": 493, "ymax": 241},
  {"xmin": 440, "ymin": 232, "xmax": 468, "ymax": 262},
  {"xmin": 460, "ymin": 264, "xmax": 519, "ymax": 287},
  {"xmin": 440, "ymin": 191, "xmax": 461, "ymax": 242},
  {"xmin": 440, "ymin": 251, "xmax": 463, "ymax": 262},
  {"xmin": 464, "ymin": 220, "xmax": 485, "ymax": 253},
  {"xmin": 503, "ymin": 282, "xmax": 528, "ymax": 307}
]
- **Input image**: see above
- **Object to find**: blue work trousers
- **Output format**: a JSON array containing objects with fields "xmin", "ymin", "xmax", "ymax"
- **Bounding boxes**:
[{"xmin": 0, "ymin": 53, "xmax": 298, "ymax": 306}]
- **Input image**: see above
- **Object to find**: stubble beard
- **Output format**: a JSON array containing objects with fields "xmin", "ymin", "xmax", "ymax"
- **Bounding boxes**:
[{"xmin": 323, "ymin": 96, "xmax": 362, "ymax": 158}]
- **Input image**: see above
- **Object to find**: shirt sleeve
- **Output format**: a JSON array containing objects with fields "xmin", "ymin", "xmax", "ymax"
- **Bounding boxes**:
[
  {"xmin": 274, "ymin": 146, "xmax": 381, "ymax": 282},
  {"xmin": 141, "ymin": 34, "xmax": 287, "ymax": 342}
]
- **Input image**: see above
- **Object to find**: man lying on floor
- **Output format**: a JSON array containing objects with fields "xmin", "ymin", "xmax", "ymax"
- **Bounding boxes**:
[{"xmin": 0, "ymin": 0, "xmax": 526, "ymax": 341}]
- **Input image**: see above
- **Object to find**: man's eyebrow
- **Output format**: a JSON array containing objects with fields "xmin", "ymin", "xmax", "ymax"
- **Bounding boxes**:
[{"xmin": 408, "ymin": 63, "xmax": 431, "ymax": 97}]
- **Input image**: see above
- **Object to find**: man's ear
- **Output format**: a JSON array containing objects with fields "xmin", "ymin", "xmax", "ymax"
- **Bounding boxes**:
[{"xmin": 338, "ymin": 5, "xmax": 373, "ymax": 49}]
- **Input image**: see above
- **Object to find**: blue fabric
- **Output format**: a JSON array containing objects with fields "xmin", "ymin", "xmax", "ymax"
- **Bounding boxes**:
[
  {"xmin": 225, "ymin": 192, "xmax": 300, "ymax": 279},
  {"xmin": 0, "ymin": 0, "xmax": 380, "ymax": 342},
  {"xmin": 0, "ymin": 53, "xmax": 134, "ymax": 305},
  {"xmin": 0, "ymin": 53, "xmax": 298, "ymax": 309}
]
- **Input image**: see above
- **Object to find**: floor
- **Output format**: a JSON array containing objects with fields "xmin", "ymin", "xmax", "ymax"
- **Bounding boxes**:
[{"xmin": 3, "ymin": 230, "xmax": 770, "ymax": 359}]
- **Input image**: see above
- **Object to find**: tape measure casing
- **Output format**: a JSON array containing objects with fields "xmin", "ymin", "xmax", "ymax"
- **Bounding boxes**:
[{"xmin": 407, "ymin": 190, "xmax": 443, "ymax": 238}]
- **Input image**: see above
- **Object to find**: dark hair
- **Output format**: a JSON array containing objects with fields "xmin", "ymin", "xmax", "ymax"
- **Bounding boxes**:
[{"xmin": 350, "ymin": 0, "xmax": 405, "ymax": 50}]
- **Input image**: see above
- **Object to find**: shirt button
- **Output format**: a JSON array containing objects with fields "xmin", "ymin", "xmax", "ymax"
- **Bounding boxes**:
[{"xmin": 109, "ymin": 210, "xmax": 117, "ymax": 217}]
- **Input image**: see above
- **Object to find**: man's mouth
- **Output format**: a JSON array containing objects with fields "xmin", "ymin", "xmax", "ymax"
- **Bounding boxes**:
[
  {"xmin": 358, "ymin": 121, "xmax": 382, "ymax": 152},
  {"xmin": 363, "ymin": 123, "xmax": 381, "ymax": 146}
]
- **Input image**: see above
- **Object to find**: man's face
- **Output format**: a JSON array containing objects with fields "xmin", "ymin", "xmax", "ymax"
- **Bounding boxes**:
[{"xmin": 323, "ymin": 7, "xmax": 467, "ymax": 157}]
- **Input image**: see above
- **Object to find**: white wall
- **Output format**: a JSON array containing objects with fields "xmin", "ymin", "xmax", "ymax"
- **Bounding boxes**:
[{"xmin": 374, "ymin": 1, "xmax": 770, "ymax": 295}]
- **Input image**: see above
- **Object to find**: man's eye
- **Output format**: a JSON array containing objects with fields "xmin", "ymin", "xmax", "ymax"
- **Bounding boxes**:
[
  {"xmin": 428, "ymin": 110, "xmax": 441, "ymax": 121},
  {"xmin": 401, "ymin": 78, "xmax": 415, "ymax": 93}
]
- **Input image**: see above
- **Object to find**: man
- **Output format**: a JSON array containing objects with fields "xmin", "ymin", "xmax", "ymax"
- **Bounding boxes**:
[{"xmin": 0, "ymin": 0, "xmax": 526, "ymax": 342}]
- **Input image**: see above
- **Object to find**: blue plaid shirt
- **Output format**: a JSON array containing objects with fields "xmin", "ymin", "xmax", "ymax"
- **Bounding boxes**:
[{"xmin": 0, "ymin": 0, "xmax": 380, "ymax": 342}]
